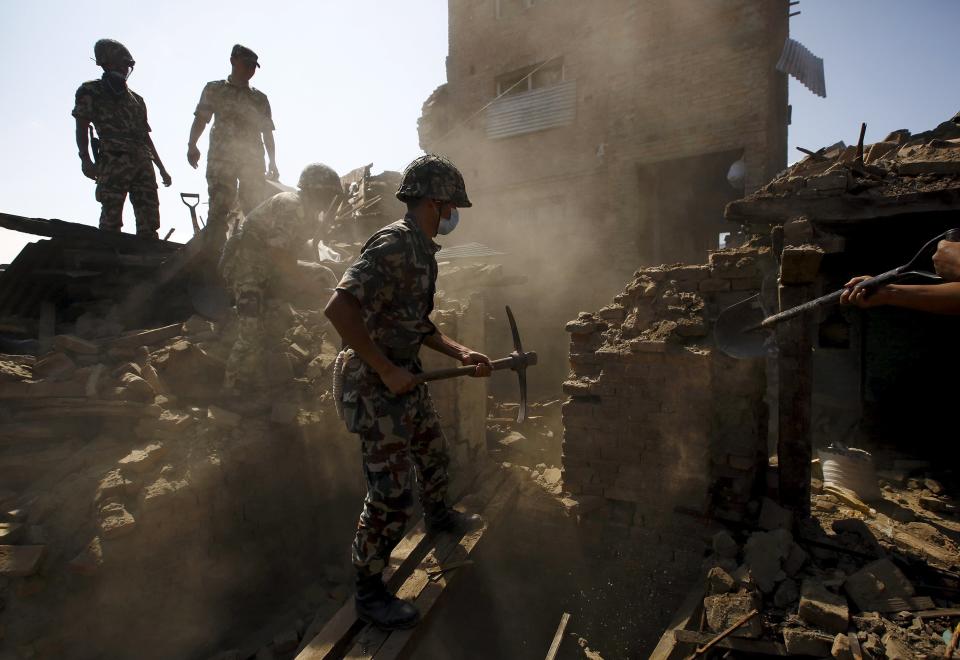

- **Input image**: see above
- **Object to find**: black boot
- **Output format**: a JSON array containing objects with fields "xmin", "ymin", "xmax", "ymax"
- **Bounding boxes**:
[
  {"xmin": 425, "ymin": 505, "xmax": 484, "ymax": 535},
  {"xmin": 355, "ymin": 575, "xmax": 420, "ymax": 630}
]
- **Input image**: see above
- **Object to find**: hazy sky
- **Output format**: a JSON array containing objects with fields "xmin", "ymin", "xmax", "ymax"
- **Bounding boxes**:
[{"xmin": 1, "ymin": 0, "xmax": 958, "ymax": 264}]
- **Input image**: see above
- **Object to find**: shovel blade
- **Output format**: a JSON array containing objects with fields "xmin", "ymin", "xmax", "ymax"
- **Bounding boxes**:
[{"xmin": 714, "ymin": 294, "xmax": 769, "ymax": 359}]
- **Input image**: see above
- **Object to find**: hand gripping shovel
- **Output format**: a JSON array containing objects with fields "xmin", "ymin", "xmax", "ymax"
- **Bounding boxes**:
[
  {"xmin": 715, "ymin": 228, "xmax": 960, "ymax": 359},
  {"xmin": 416, "ymin": 306, "xmax": 538, "ymax": 423}
]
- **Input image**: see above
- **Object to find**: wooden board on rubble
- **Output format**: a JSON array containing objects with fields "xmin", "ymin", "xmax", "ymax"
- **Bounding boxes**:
[
  {"xmin": 858, "ymin": 596, "xmax": 937, "ymax": 613},
  {"xmin": 365, "ymin": 474, "xmax": 519, "ymax": 660},
  {"xmin": 295, "ymin": 463, "xmax": 508, "ymax": 660},
  {"xmin": 648, "ymin": 585, "xmax": 706, "ymax": 660},
  {"xmin": 673, "ymin": 630, "xmax": 789, "ymax": 656}
]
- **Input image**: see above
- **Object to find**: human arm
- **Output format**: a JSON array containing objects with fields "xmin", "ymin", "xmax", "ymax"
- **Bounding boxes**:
[
  {"xmin": 187, "ymin": 114, "xmax": 207, "ymax": 169},
  {"xmin": 933, "ymin": 240, "xmax": 960, "ymax": 282},
  {"xmin": 324, "ymin": 290, "xmax": 417, "ymax": 394},
  {"xmin": 422, "ymin": 332, "xmax": 492, "ymax": 377},
  {"xmin": 145, "ymin": 134, "xmax": 171, "ymax": 187},
  {"xmin": 263, "ymin": 130, "xmax": 278, "ymax": 180},
  {"xmin": 74, "ymin": 117, "xmax": 97, "ymax": 180},
  {"xmin": 840, "ymin": 276, "xmax": 960, "ymax": 315}
]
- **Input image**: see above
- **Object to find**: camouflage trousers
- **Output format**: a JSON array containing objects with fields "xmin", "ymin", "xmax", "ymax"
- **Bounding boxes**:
[
  {"xmin": 341, "ymin": 355, "xmax": 450, "ymax": 579},
  {"xmin": 95, "ymin": 150, "xmax": 159, "ymax": 237},
  {"xmin": 219, "ymin": 244, "xmax": 274, "ymax": 392},
  {"xmin": 206, "ymin": 158, "xmax": 269, "ymax": 249}
]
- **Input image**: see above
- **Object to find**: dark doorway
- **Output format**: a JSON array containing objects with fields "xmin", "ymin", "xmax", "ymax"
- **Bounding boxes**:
[{"xmin": 636, "ymin": 149, "xmax": 744, "ymax": 265}]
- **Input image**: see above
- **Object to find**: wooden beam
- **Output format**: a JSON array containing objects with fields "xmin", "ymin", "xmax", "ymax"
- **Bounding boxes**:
[
  {"xmin": 673, "ymin": 630, "xmax": 788, "ymax": 656},
  {"xmin": 544, "ymin": 613, "xmax": 571, "ymax": 660},
  {"xmin": 776, "ymin": 281, "xmax": 813, "ymax": 516}
]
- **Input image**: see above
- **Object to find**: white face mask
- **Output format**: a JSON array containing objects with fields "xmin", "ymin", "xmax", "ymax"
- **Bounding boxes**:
[{"xmin": 438, "ymin": 208, "xmax": 459, "ymax": 235}]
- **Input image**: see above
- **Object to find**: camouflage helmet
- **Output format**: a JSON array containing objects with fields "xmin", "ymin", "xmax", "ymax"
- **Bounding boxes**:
[
  {"xmin": 395, "ymin": 154, "xmax": 472, "ymax": 207},
  {"xmin": 94, "ymin": 39, "xmax": 134, "ymax": 67},
  {"xmin": 298, "ymin": 163, "xmax": 343, "ymax": 194}
]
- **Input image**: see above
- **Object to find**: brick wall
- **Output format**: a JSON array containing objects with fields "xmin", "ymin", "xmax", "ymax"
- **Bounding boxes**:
[{"xmin": 561, "ymin": 244, "xmax": 773, "ymax": 527}]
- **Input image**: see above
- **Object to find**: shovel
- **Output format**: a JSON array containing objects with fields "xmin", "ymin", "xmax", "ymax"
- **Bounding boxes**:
[
  {"xmin": 715, "ymin": 228, "xmax": 960, "ymax": 359},
  {"xmin": 180, "ymin": 193, "xmax": 203, "ymax": 235}
]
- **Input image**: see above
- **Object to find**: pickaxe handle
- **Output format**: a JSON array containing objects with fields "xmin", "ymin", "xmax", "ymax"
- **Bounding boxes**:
[{"xmin": 416, "ymin": 351, "xmax": 538, "ymax": 384}]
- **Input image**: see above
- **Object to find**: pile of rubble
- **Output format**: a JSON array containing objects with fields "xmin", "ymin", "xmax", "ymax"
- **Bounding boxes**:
[
  {"xmin": 727, "ymin": 117, "xmax": 960, "ymax": 224},
  {"xmin": 690, "ymin": 471, "xmax": 959, "ymax": 658}
]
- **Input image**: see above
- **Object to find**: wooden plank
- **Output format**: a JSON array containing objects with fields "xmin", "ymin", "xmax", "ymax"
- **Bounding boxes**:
[
  {"xmin": 343, "ymin": 467, "xmax": 511, "ymax": 660},
  {"xmin": 296, "ymin": 466, "xmax": 507, "ymax": 660},
  {"xmin": 915, "ymin": 608, "xmax": 960, "ymax": 620},
  {"xmin": 370, "ymin": 474, "xmax": 520, "ymax": 660},
  {"xmin": 649, "ymin": 585, "xmax": 706, "ymax": 660},
  {"xmin": 857, "ymin": 596, "xmax": 936, "ymax": 613},
  {"xmin": 545, "ymin": 612, "xmax": 571, "ymax": 660},
  {"xmin": 674, "ymin": 630, "xmax": 788, "ymax": 656}
]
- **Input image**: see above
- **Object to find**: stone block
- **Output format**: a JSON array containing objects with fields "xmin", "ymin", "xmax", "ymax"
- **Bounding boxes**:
[
  {"xmin": 780, "ymin": 245, "xmax": 824, "ymax": 284},
  {"xmin": 782, "ymin": 628, "xmax": 834, "ymax": 656},
  {"xmin": 712, "ymin": 530, "xmax": 739, "ymax": 559},
  {"xmin": 96, "ymin": 469, "xmax": 140, "ymax": 502},
  {"xmin": 843, "ymin": 558, "xmax": 914, "ymax": 611},
  {"xmin": 799, "ymin": 579, "xmax": 849, "ymax": 634},
  {"xmin": 758, "ymin": 497, "xmax": 793, "ymax": 531},
  {"xmin": 67, "ymin": 537, "xmax": 103, "ymax": 576},
  {"xmin": 706, "ymin": 567, "xmax": 736, "ymax": 594},
  {"xmin": 118, "ymin": 443, "xmax": 167, "ymax": 475},
  {"xmin": 140, "ymin": 364, "xmax": 167, "ymax": 395},
  {"xmin": 743, "ymin": 529, "xmax": 792, "ymax": 593},
  {"xmin": 120, "ymin": 372, "xmax": 155, "ymax": 401},
  {"xmin": 831, "ymin": 633, "xmax": 854, "ymax": 660},
  {"xmin": 773, "ymin": 578, "xmax": 799, "ymax": 608},
  {"xmin": 99, "ymin": 503, "xmax": 137, "ymax": 539},
  {"xmin": 703, "ymin": 590, "xmax": 762, "ymax": 638},
  {"xmin": 0, "ymin": 545, "xmax": 45, "ymax": 577},
  {"xmin": 783, "ymin": 217, "xmax": 814, "ymax": 246}
]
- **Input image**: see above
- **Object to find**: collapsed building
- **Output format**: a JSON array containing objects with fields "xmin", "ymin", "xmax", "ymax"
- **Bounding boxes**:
[{"xmin": 561, "ymin": 117, "xmax": 960, "ymax": 657}]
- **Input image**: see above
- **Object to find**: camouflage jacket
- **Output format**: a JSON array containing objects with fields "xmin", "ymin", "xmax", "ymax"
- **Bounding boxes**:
[
  {"xmin": 337, "ymin": 216, "xmax": 440, "ymax": 352},
  {"xmin": 72, "ymin": 78, "xmax": 152, "ymax": 157},
  {"xmin": 227, "ymin": 191, "xmax": 315, "ymax": 259},
  {"xmin": 194, "ymin": 76, "xmax": 274, "ymax": 163}
]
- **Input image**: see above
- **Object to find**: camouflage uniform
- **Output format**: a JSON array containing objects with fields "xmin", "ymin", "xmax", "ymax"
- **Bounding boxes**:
[
  {"xmin": 219, "ymin": 191, "xmax": 311, "ymax": 391},
  {"xmin": 337, "ymin": 216, "xmax": 451, "ymax": 579},
  {"xmin": 72, "ymin": 78, "xmax": 159, "ymax": 236},
  {"xmin": 194, "ymin": 77, "xmax": 274, "ymax": 239}
]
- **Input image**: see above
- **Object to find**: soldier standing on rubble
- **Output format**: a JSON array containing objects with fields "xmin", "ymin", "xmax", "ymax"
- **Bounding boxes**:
[
  {"xmin": 73, "ymin": 39, "xmax": 172, "ymax": 239},
  {"xmin": 219, "ymin": 163, "xmax": 343, "ymax": 400},
  {"xmin": 324, "ymin": 155, "xmax": 492, "ymax": 630},
  {"xmin": 187, "ymin": 44, "xmax": 278, "ymax": 250}
]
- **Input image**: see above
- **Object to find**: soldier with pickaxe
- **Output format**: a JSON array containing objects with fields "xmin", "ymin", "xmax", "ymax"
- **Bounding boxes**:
[{"xmin": 324, "ymin": 155, "xmax": 536, "ymax": 631}]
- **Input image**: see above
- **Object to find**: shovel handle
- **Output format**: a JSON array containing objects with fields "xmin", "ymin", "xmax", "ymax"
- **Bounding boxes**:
[
  {"xmin": 416, "ymin": 352, "xmax": 537, "ymax": 383},
  {"xmin": 760, "ymin": 268, "xmax": 902, "ymax": 329}
]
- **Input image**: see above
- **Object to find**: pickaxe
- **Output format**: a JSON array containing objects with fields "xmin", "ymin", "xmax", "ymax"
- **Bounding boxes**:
[{"xmin": 416, "ymin": 306, "xmax": 537, "ymax": 423}]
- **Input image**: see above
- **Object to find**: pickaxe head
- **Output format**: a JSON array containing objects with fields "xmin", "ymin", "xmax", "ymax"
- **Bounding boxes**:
[{"xmin": 505, "ymin": 305, "xmax": 537, "ymax": 423}]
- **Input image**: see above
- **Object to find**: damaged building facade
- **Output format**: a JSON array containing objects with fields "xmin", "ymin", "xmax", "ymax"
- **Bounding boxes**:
[{"xmin": 418, "ymin": 0, "xmax": 790, "ymax": 388}]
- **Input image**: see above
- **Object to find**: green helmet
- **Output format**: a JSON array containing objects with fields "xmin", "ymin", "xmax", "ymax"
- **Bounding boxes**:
[
  {"xmin": 298, "ymin": 163, "xmax": 343, "ymax": 194},
  {"xmin": 395, "ymin": 154, "xmax": 472, "ymax": 207},
  {"xmin": 94, "ymin": 39, "xmax": 134, "ymax": 67}
]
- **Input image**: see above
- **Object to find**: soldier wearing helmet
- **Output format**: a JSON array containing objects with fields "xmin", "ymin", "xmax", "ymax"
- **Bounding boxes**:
[
  {"xmin": 73, "ymin": 39, "xmax": 172, "ymax": 239},
  {"xmin": 219, "ymin": 163, "xmax": 343, "ymax": 400},
  {"xmin": 187, "ymin": 44, "xmax": 278, "ymax": 252},
  {"xmin": 324, "ymin": 154, "xmax": 491, "ymax": 630}
]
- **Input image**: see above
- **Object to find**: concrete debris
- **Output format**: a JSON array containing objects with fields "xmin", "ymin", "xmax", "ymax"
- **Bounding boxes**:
[
  {"xmin": 706, "ymin": 566, "xmax": 736, "ymax": 595},
  {"xmin": 798, "ymin": 579, "xmax": 849, "ymax": 634},
  {"xmin": 703, "ymin": 590, "xmax": 763, "ymax": 638},
  {"xmin": 782, "ymin": 627, "xmax": 835, "ymax": 656}
]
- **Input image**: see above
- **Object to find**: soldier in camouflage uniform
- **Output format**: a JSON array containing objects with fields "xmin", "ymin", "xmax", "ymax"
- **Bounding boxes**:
[
  {"xmin": 219, "ymin": 163, "xmax": 343, "ymax": 398},
  {"xmin": 187, "ymin": 44, "xmax": 278, "ymax": 251},
  {"xmin": 325, "ymin": 155, "xmax": 492, "ymax": 630},
  {"xmin": 73, "ymin": 39, "xmax": 172, "ymax": 239}
]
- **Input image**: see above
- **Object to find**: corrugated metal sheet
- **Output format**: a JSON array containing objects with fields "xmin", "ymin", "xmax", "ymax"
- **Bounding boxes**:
[
  {"xmin": 438, "ymin": 242, "xmax": 506, "ymax": 259},
  {"xmin": 486, "ymin": 80, "xmax": 577, "ymax": 139},
  {"xmin": 776, "ymin": 38, "xmax": 826, "ymax": 98}
]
